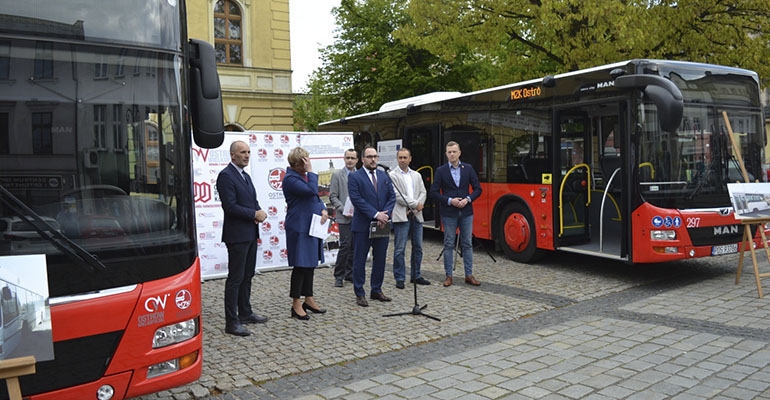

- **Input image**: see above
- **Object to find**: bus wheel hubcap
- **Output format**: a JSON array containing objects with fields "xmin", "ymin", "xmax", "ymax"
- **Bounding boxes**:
[{"xmin": 505, "ymin": 213, "xmax": 530, "ymax": 252}]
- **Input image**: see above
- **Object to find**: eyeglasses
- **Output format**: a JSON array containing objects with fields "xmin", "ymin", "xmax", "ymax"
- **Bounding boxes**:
[
  {"xmin": 363, "ymin": 155, "xmax": 379, "ymax": 159},
  {"xmin": 344, "ymin": 157, "xmax": 358, "ymax": 160}
]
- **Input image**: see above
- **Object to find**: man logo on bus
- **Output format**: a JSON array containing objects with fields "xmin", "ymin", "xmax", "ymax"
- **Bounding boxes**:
[
  {"xmin": 194, "ymin": 182, "xmax": 212, "ymax": 203},
  {"xmin": 257, "ymin": 148, "xmax": 268, "ymax": 159},
  {"xmin": 268, "ymin": 168, "xmax": 285, "ymax": 190},
  {"xmin": 175, "ymin": 289, "xmax": 192, "ymax": 310}
]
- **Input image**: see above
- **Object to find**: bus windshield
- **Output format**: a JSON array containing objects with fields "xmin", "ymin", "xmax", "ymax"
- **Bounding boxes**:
[
  {"xmin": 637, "ymin": 69, "xmax": 765, "ymax": 210},
  {"xmin": 0, "ymin": 35, "xmax": 194, "ymax": 298},
  {"xmin": 1, "ymin": 1, "xmax": 182, "ymax": 50}
]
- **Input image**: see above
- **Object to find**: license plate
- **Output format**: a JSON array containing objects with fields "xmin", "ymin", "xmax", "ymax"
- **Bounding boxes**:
[{"xmin": 711, "ymin": 243, "xmax": 738, "ymax": 256}]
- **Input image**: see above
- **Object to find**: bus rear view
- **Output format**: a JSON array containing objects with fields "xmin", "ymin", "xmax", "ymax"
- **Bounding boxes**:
[{"xmin": 0, "ymin": 1, "xmax": 223, "ymax": 399}]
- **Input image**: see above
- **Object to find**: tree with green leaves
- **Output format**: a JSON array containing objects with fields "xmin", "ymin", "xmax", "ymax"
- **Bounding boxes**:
[
  {"xmin": 296, "ymin": 0, "xmax": 770, "ymax": 128},
  {"xmin": 398, "ymin": 0, "xmax": 770, "ymax": 87},
  {"xmin": 293, "ymin": 0, "xmax": 479, "ymax": 129}
]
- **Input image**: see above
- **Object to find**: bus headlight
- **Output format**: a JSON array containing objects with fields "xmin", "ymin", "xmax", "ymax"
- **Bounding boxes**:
[
  {"xmin": 147, "ymin": 351, "xmax": 198, "ymax": 379},
  {"xmin": 152, "ymin": 318, "xmax": 198, "ymax": 348},
  {"xmin": 651, "ymin": 230, "xmax": 676, "ymax": 240}
]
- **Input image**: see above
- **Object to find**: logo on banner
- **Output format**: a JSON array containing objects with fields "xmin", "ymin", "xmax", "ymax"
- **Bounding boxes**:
[
  {"xmin": 280, "ymin": 134, "xmax": 290, "ymax": 144},
  {"xmin": 280, "ymin": 248, "xmax": 288, "ymax": 260},
  {"xmin": 212, "ymin": 220, "xmax": 220, "ymax": 228},
  {"xmin": 278, "ymin": 220, "xmax": 285, "ymax": 231},
  {"xmin": 256, "ymin": 238, "xmax": 262, "ymax": 247},
  {"xmin": 257, "ymin": 148, "xmax": 267, "ymax": 159},
  {"xmin": 264, "ymin": 134, "xmax": 273, "ymax": 144},
  {"xmin": 194, "ymin": 182, "xmax": 212, "ymax": 203},
  {"xmin": 249, "ymin": 133, "xmax": 258, "ymax": 144},
  {"xmin": 268, "ymin": 168, "xmax": 285, "ymax": 190},
  {"xmin": 344, "ymin": 136, "xmax": 351, "ymax": 143},
  {"xmin": 192, "ymin": 147, "xmax": 209, "ymax": 162},
  {"xmin": 261, "ymin": 222, "xmax": 271, "ymax": 233},
  {"xmin": 269, "ymin": 235, "xmax": 280, "ymax": 247},
  {"xmin": 263, "ymin": 249, "xmax": 273, "ymax": 261},
  {"xmin": 268, "ymin": 206, "xmax": 278, "ymax": 217},
  {"xmin": 274, "ymin": 148, "xmax": 284, "ymax": 159}
]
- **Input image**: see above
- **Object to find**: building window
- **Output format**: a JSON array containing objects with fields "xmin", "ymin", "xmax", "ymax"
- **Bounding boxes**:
[
  {"xmin": 214, "ymin": 0, "xmax": 242, "ymax": 65},
  {"xmin": 112, "ymin": 104, "xmax": 123, "ymax": 148},
  {"xmin": 0, "ymin": 41, "xmax": 9, "ymax": 80},
  {"xmin": 0, "ymin": 113, "xmax": 8, "ymax": 154},
  {"xmin": 94, "ymin": 105, "xmax": 106, "ymax": 148},
  {"xmin": 32, "ymin": 112, "xmax": 53, "ymax": 154},
  {"xmin": 95, "ymin": 54, "xmax": 108, "ymax": 79},
  {"xmin": 34, "ymin": 41, "xmax": 54, "ymax": 79}
]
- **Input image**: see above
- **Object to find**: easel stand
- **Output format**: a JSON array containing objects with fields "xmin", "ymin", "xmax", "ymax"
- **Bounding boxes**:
[
  {"xmin": 736, "ymin": 220, "xmax": 770, "ymax": 298},
  {"xmin": 0, "ymin": 356, "xmax": 36, "ymax": 400}
]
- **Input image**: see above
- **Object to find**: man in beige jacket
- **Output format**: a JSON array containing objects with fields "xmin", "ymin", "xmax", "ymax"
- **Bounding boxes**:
[{"xmin": 389, "ymin": 148, "xmax": 430, "ymax": 289}]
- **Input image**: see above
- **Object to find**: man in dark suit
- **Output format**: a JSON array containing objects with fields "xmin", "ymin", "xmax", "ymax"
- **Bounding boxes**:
[
  {"xmin": 216, "ymin": 140, "xmax": 269, "ymax": 336},
  {"xmin": 347, "ymin": 146, "xmax": 396, "ymax": 307},
  {"xmin": 429, "ymin": 141, "xmax": 483, "ymax": 287}
]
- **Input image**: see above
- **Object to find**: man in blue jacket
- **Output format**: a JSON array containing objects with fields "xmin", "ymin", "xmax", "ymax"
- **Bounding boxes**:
[
  {"xmin": 429, "ymin": 141, "xmax": 483, "ymax": 287},
  {"xmin": 348, "ymin": 146, "xmax": 396, "ymax": 307},
  {"xmin": 216, "ymin": 140, "xmax": 269, "ymax": 336}
]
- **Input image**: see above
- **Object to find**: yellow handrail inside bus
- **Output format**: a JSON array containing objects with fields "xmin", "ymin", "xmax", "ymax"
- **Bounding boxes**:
[
  {"xmin": 559, "ymin": 163, "xmax": 591, "ymax": 237},
  {"xmin": 638, "ymin": 162, "xmax": 655, "ymax": 180},
  {"xmin": 416, "ymin": 165, "xmax": 434, "ymax": 184}
]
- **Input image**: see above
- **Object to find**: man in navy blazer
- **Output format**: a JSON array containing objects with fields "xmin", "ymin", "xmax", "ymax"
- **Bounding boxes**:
[
  {"xmin": 347, "ymin": 146, "xmax": 396, "ymax": 307},
  {"xmin": 216, "ymin": 140, "xmax": 269, "ymax": 336},
  {"xmin": 429, "ymin": 141, "xmax": 483, "ymax": 288}
]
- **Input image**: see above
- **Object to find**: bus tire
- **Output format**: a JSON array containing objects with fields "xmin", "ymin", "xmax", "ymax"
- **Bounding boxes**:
[{"xmin": 498, "ymin": 202, "xmax": 542, "ymax": 263}]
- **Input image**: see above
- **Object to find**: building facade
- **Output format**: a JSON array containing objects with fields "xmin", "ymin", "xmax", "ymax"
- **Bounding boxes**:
[{"xmin": 187, "ymin": 0, "xmax": 294, "ymax": 131}]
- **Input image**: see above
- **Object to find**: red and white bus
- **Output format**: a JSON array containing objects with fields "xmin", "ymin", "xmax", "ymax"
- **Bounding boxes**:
[
  {"xmin": 0, "ymin": 1, "xmax": 224, "ymax": 399},
  {"xmin": 320, "ymin": 60, "xmax": 767, "ymax": 264}
]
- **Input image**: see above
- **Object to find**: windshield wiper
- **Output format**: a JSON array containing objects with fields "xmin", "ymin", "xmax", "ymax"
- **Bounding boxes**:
[{"xmin": 0, "ymin": 185, "xmax": 106, "ymax": 273}]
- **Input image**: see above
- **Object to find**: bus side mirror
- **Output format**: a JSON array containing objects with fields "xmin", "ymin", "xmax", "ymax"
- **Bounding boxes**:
[
  {"xmin": 2, "ymin": 286, "xmax": 11, "ymax": 301},
  {"xmin": 615, "ymin": 74, "xmax": 684, "ymax": 132},
  {"xmin": 188, "ymin": 39, "xmax": 225, "ymax": 149}
]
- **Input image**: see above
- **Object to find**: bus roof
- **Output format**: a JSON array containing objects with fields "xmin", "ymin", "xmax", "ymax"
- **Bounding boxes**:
[{"xmin": 319, "ymin": 59, "xmax": 757, "ymax": 127}]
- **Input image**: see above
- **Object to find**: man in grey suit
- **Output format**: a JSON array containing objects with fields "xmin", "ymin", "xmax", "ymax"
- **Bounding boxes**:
[
  {"xmin": 389, "ymin": 148, "xmax": 430, "ymax": 289},
  {"xmin": 329, "ymin": 148, "xmax": 358, "ymax": 287}
]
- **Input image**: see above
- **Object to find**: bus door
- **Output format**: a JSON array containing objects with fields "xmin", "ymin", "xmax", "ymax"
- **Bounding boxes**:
[
  {"xmin": 404, "ymin": 125, "xmax": 441, "ymax": 228},
  {"xmin": 554, "ymin": 112, "xmax": 591, "ymax": 246},
  {"xmin": 554, "ymin": 106, "xmax": 626, "ymax": 259}
]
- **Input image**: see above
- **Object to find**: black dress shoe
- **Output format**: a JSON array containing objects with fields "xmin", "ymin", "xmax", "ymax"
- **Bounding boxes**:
[
  {"xmin": 302, "ymin": 302, "xmax": 327, "ymax": 314},
  {"xmin": 356, "ymin": 296, "xmax": 369, "ymax": 307},
  {"xmin": 411, "ymin": 277, "xmax": 431, "ymax": 285},
  {"xmin": 239, "ymin": 313, "xmax": 268, "ymax": 324},
  {"xmin": 396, "ymin": 281, "xmax": 405, "ymax": 289},
  {"xmin": 291, "ymin": 307, "xmax": 310, "ymax": 320},
  {"xmin": 225, "ymin": 324, "xmax": 251, "ymax": 336},
  {"xmin": 334, "ymin": 278, "xmax": 343, "ymax": 287},
  {"xmin": 370, "ymin": 292, "xmax": 392, "ymax": 302}
]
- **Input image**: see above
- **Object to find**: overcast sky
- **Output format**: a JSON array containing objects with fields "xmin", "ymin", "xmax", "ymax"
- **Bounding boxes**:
[{"xmin": 290, "ymin": 0, "xmax": 341, "ymax": 93}]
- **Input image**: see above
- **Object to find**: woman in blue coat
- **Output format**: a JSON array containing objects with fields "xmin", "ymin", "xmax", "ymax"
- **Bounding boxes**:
[{"xmin": 283, "ymin": 147, "xmax": 329, "ymax": 320}]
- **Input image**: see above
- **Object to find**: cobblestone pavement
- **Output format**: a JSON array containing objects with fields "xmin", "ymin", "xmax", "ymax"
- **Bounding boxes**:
[{"xmin": 138, "ymin": 230, "xmax": 770, "ymax": 399}]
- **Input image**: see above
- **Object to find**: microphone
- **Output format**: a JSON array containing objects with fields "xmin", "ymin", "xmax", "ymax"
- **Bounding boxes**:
[{"xmin": 377, "ymin": 163, "xmax": 390, "ymax": 171}]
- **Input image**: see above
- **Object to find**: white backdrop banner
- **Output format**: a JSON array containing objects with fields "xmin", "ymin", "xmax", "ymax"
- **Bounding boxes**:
[{"xmin": 193, "ymin": 131, "xmax": 353, "ymax": 280}]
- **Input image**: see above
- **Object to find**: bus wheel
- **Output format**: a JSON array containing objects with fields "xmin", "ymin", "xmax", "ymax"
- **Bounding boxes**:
[{"xmin": 498, "ymin": 203, "xmax": 542, "ymax": 263}]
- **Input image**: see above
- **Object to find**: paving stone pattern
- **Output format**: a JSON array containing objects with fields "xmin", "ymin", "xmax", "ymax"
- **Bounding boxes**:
[{"xmin": 137, "ymin": 231, "xmax": 770, "ymax": 399}]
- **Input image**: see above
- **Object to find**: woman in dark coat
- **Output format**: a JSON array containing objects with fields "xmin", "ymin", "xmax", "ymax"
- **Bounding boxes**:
[{"xmin": 282, "ymin": 147, "xmax": 329, "ymax": 320}]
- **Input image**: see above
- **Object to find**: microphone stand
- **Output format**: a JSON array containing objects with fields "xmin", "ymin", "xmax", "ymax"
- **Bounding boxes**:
[{"xmin": 379, "ymin": 164, "xmax": 440, "ymax": 321}]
